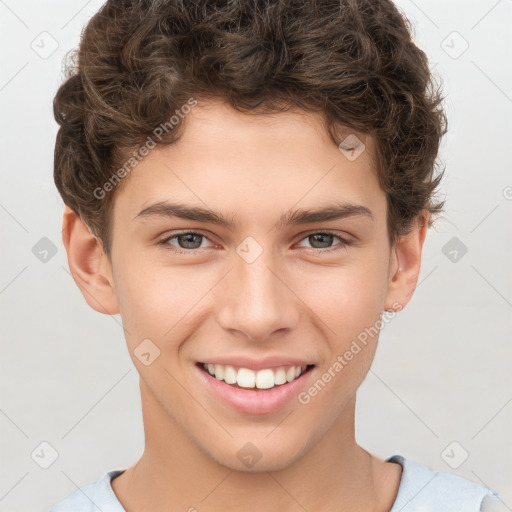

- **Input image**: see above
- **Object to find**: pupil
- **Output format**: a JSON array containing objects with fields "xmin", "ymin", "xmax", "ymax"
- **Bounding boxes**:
[
  {"xmin": 310, "ymin": 233, "xmax": 333, "ymax": 248},
  {"xmin": 179, "ymin": 234, "xmax": 202, "ymax": 249}
]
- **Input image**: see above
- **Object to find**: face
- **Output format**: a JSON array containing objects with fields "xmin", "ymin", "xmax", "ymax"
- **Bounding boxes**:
[{"xmin": 83, "ymin": 99, "xmax": 410, "ymax": 471}]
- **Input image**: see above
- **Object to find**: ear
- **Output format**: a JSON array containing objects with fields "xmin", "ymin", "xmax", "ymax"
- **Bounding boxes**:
[
  {"xmin": 384, "ymin": 210, "xmax": 429, "ymax": 312},
  {"xmin": 61, "ymin": 206, "xmax": 120, "ymax": 315}
]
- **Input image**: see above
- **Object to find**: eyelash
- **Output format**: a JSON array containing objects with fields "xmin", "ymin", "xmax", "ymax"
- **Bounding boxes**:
[{"xmin": 157, "ymin": 230, "xmax": 353, "ymax": 256}]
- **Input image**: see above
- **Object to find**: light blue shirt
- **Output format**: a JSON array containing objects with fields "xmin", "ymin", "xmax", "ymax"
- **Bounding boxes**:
[{"xmin": 49, "ymin": 454, "xmax": 502, "ymax": 512}]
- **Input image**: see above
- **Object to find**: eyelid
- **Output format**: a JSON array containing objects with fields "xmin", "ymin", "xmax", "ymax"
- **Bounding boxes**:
[
  {"xmin": 293, "ymin": 228, "xmax": 351, "ymax": 242},
  {"xmin": 159, "ymin": 229, "xmax": 219, "ymax": 248},
  {"xmin": 294, "ymin": 230, "xmax": 353, "ymax": 251}
]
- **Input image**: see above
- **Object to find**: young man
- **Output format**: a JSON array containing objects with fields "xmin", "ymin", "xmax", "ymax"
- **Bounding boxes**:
[{"xmin": 49, "ymin": 0, "xmax": 501, "ymax": 510}]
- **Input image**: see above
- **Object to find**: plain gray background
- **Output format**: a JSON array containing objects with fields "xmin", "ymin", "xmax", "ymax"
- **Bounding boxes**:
[{"xmin": 1, "ymin": 1, "xmax": 511, "ymax": 511}]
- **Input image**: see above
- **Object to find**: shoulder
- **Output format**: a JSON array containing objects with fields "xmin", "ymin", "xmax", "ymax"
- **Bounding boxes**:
[
  {"xmin": 48, "ymin": 469, "xmax": 126, "ymax": 512},
  {"xmin": 386, "ymin": 455, "xmax": 502, "ymax": 512}
]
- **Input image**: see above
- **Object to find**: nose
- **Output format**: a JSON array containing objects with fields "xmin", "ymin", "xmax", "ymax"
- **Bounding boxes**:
[{"xmin": 216, "ymin": 249, "xmax": 300, "ymax": 342}]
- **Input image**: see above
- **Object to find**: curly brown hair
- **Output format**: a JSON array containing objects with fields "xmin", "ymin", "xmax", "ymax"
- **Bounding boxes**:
[{"xmin": 53, "ymin": 0, "xmax": 447, "ymax": 256}]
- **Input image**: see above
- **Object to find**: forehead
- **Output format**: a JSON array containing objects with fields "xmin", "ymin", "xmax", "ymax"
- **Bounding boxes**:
[{"xmin": 112, "ymin": 99, "xmax": 384, "ymax": 228}]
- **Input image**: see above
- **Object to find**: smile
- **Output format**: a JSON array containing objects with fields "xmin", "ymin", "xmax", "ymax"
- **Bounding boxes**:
[
  {"xmin": 196, "ymin": 361, "xmax": 316, "ymax": 415},
  {"xmin": 200, "ymin": 362, "xmax": 313, "ymax": 390}
]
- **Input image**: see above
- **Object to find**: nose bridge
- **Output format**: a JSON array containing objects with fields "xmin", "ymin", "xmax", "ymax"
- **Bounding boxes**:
[{"xmin": 216, "ymin": 243, "xmax": 298, "ymax": 341}]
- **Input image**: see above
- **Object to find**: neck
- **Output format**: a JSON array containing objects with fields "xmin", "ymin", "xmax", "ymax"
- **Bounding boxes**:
[{"xmin": 111, "ymin": 379, "xmax": 399, "ymax": 512}]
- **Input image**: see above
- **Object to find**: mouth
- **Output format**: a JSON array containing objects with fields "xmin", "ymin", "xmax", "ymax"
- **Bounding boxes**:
[
  {"xmin": 195, "ymin": 360, "xmax": 316, "ymax": 414},
  {"xmin": 196, "ymin": 362, "xmax": 315, "ymax": 391}
]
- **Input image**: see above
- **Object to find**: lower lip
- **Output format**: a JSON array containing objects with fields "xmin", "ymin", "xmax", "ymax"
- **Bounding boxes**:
[{"xmin": 196, "ymin": 364, "xmax": 315, "ymax": 415}]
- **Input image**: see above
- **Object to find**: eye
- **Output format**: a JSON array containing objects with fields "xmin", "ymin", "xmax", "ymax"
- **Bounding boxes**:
[
  {"xmin": 159, "ymin": 231, "xmax": 216, "ymax": 253},
  {"xmin": 296, "ymin": 231, "xmax": 352, "ymax": 253}
]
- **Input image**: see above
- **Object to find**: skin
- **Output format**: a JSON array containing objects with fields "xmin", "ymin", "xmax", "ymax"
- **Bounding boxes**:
[{"xmin": 62, "ymin": 99, "xmax": 428, "ymax": 512}]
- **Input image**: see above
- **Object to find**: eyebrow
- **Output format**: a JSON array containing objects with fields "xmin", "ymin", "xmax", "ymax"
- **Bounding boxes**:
[{"xmin": 134, "ymin": 200, "xmax": 374, "ymax": 229}]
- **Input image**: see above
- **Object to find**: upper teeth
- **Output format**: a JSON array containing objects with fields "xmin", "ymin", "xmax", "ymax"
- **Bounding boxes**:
[{"xmin": 203, "ymin": 363, "xmax": 307, "ymax": 389}]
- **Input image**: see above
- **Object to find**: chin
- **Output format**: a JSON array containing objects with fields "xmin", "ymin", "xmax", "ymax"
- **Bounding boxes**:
[{"xmin": 202, "ymin": 435, "xmax": 311, "ymax": 473}]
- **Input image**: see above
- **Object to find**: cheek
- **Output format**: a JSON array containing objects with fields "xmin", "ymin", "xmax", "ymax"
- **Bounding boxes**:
[
  {"xmin": 297, "ymin": 255, "xmax": 390, "ymax": 341},
  {"xmin": 295, "ymin": 263, "xmax": 389, "ymax": 412},
  {"xmin": 112, "ymin": 255, "xmax": 213, "ymax": 349}
]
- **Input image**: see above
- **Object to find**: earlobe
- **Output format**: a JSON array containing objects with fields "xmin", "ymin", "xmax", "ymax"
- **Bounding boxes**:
[
  {"xmin": 384, "ymin": 211, "xmax": 429, "ymax": 312},
  {"xmin": 61, "ymin": 206, "xmax": 120, "ymax": 315}
]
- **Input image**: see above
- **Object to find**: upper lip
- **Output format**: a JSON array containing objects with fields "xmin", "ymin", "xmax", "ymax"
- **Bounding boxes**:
[{"xmin": 198, "ymin": 356, "xmax": 316, "ymax": 372}]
